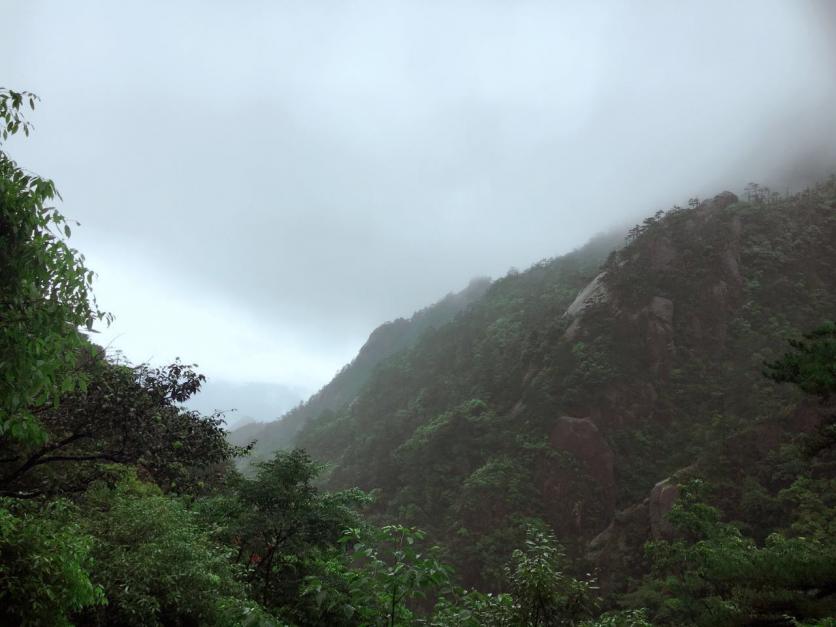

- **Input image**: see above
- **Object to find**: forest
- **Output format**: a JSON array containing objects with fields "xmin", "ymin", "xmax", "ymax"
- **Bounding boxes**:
[{"xmin": 2, "ymin": 86, "xmax": 835, "ymax": 627}]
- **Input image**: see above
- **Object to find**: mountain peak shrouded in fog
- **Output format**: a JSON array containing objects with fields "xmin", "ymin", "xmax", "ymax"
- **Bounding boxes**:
[{"xmin": 4, "ymin": 1, "xmax": 836, "ymax": 394}]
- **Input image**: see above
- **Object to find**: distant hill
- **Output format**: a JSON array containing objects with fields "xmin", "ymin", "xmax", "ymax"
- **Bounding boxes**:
[
  {"xmin": 229, "ymin": 276, "xmax": 494, "ymax": 458},
  {"xmin": 185, "ymin": 379, "xmax": 303, "ymax": 430},
  {"xmin": 292, "ymin": 180, "xmax": 836, "ymax": 587}
]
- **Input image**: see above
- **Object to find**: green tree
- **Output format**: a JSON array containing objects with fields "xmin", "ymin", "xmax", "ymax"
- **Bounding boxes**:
[
  {"xmin": 195, "ymin": 448, "xmax": 367, "ymax": 623},
  {"xmin": 305, "ymin": 524, "xmax": 453, "ymax": 626},
  {"xmin": 628, "ymin": 480, "xmax": 836, "ymax": 626},
  {"xmin": 0, "ymin": 498, "xmax": 105, "ymax": 626},
  {"xmin": 505, "ymin": 526, "xmax": 598, "ymax": 626},
  {"xmin": 0, "ymin": 357, "xmax": 242, "ymax": 498},
  {"xmin": 0, "ymin": 88, "xmax": 108, "ymax": 445},
  {"xmin": 429, "ymin": 526, "xmax": 611, "ymax": 627},
  {"xmin": 766, "ymin": 321, "xmax": 836, "ymax": 399},
  {"xmin": 78, "ymin": 473, "xmax": 272, "ymax": 627}
]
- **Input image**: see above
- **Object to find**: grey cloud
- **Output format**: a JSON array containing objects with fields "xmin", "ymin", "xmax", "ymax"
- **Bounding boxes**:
[{"xmin": 3, "ymin": 0, "xmax": 836, "ymax": 391}]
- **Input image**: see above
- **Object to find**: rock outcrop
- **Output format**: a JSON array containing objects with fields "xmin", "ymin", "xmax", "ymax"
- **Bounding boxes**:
[
  {"xmin": 563, "ymin": 272, "xmax": 611, "ymax": 341},
  {"xmin": 642, "ymin": 296, "xmax": 675, "ymax": 378},
  {"xmin": 587, "ymin": 470, "xmax": 684, "ymax": 593},
  {"xmin": 649, "ymin": 478, "xmax": 680, "ymax": 540},
  {"xmin": 587, "ymin": 500, "xmax": 651, "ymax": 593},
  {"xmin": 696, "ymin": 190, "xmax": 738, "ymax": 217},
  {"xmin": 544, "ymin": 417, "xmax": 616, "ymax": 537},
  {"xmin": 564, "ymin": 272, "xmax": 609, "ymax": 319}
]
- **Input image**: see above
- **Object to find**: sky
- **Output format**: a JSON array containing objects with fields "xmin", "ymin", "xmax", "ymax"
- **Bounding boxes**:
[{"xmin": 3, "ymin": 1, "xmax": 836, "ymax": 424}]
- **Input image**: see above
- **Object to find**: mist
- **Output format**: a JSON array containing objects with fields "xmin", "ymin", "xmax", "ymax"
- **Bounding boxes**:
[{"xmin": 3, "ymin": 0, "xmax": 835, "ymax": 423}]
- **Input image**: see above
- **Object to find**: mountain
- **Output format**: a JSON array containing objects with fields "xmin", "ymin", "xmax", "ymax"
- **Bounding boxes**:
[
  {"xmin": 229, "ymin": 277, "xmax": 493, "ymax": 458},
  {"xmin": 293, "ymin": 180, "xmax": 836, "ymax": 587}
]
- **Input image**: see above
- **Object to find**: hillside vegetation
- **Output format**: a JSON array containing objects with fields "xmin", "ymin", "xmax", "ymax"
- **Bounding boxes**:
[
  {"xmin": 295, "ymin": 183, "xmax": 836, "ymax": 591},
  {"xmin": 230, "ymin": 277, "xmax": 492, "ymax": 461},
  {"xmin": 2, "ymin": 89, "xmax": 835, "ymax": 625}
]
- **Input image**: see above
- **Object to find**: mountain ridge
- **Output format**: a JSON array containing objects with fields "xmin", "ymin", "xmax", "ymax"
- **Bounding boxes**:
[
  {"xmin": 229, "ymin": 276, "xmax": 494, "ymax": 460},
  {"xmin": 291, "ymin": 180, "xmax": 836, "ymax": 586}
]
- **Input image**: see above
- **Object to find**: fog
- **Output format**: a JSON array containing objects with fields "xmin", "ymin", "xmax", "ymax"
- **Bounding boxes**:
[{"xmin": 3, "ymin": 1, "xmax": 835, "ymax": 425}]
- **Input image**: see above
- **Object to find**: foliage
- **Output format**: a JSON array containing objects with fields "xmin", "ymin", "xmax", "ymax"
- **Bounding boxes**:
[
  {"xmin": 6, "ymin": 88, "xmax": 836, "ymax": 625},
  {"xmin": 628, "ymin": 480, "xmax": 836, "ymax": 626},
  {"xmin": 234, "ymin": 277, "xmax": 492, "ymax": 465},
  {"xmin": 580, "ymin": 609, "xmax": 652, "ymax": 627},
  {"xmin": 292, "ymin": 178, "xmax": 836, "ymax": 586},
  {"xmin": 766, "ymin": 321, "xmax": 836, "ymax": 399},
  {"xmin": 0, "ymin": 356, "xmax": 243, "ymax": 498},
  {"xmin": 194, "ymin": 448, "xmax": 369, "ymax": 624},
  {"xmin": 0, "ymin": 88, "xmax": 109, "ymax": 446},
  {"xmin": 304, "ymin": 524, "xmax": 454, "ymax": 626},
  {"xmin": 0, "ymin": 498, "xmax": 104, "ymax": 626},
  {"xmin": 429, "ymin": 526, "xmax": 611, "ymax": 627},
  {"xmin": 78, "ymin": 473, "xmax": 271, "ymax": 626},
  {"xmin": 505, "ymin": 526, "xmax": 598, "ymax": 626},
  {"xmin": 429, "ymin": 588, "xmax": 518, "ymax": 626}
]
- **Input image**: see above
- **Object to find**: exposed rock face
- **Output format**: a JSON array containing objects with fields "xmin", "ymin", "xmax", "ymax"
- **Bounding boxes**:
[
  {"xmin": 644, "ymin": 296, "xmax": 675, "ymax": 378},
  {"xmin": 549, "ymin": 417, "xmax": 615, "ymax": 495},
  {"xmin": 598, "ymin": 382, "xmax": 659, "ymax": 427},
  {"xmin": 696, "ymin": 191, "xmax": 738, "ymax": 216},
  {"xmin": 544, "ymin": 417, "xmax": 616, "ymax": 536},
  {"xmin": 564, "ymin": 317, "xmax": 582, "ymax": 341},
  {"xmin": 628, "ymin": 296, "xmax": 675, "ymax": 378},
  {"xmin": 648, "ymin": 296, "xmax": 673, "ymax": 324},
  {"xmin": 588, "ymin": 399, "xmax": 833, "ymax": 592},
  {"xmin": 564, "ymin": 272, "xmax": 609, "ymax": 318},
  {"xmin": 587, "ymin": 473, "xmax": 683, "ymax": 593},
  {"xmin": 649, "ymin": 478, "xmax": 680, "ymax": 540},
  {"xmin": 563, "ymin": 272, "xmax": 611, "ymax": 341},
  {"xmin": 649, "ymin": 236, "xmax": 677, "ymax": 271},
  {"xmin": 678, "ymin": 193, "xmax": 744, "ymax": 350},
  {"xmin": 587, "ymin": 500, "xmax": 651, "ymax": 593}
]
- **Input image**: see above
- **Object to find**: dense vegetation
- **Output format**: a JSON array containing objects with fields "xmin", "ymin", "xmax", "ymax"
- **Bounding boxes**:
[
  {"xmin": 291, "ymin": 181, "xmax": 836, "ymax": 590},
  {"xmin": 2, "ymin": 89, "xmax": 835, "ymax": 625},
  {"xmin": 229, "ymin": 276, "xmax": 492, "ymax": 463}
]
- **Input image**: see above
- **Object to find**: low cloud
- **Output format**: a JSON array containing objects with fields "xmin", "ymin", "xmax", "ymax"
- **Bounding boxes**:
[{"xmin": 4, "ymin": 0, "xmax": 835, "ymax": 391}]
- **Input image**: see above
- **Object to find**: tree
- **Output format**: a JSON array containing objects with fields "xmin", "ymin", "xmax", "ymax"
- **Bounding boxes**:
[
  {"xmin": 77, "ymin": 472, "xmax": 272, "ymax": 626},
  {"xmin": 628, "ymin": 480, "xmax": 836, "ymax": 626},
  {"xmin": 765, "ymin": 321, "xmax": 836, "ymax": 400},
  {"xmin": 195, "ymin": 448, "xmax": 368, "ymax": 623},
  {"xmin": 505, "ymin": 526, "xmax": 598, "ymax": 626},
  {"xmin": 766, "ymin": 321, "xmax": 836, "ymax": 456},
  {"xmin": 305, "ymin": 524, "xmax": 453, "ymax": 626},
  {"xmin": 0, "ymin": 356, "xmax": 243, "ymax": 498},
  {"xmin": 0, "ymin": 88, "xmax": 108, "ymax": 446}
]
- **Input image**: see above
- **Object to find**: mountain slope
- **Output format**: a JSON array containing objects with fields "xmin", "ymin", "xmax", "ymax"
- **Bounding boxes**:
[
  {"xmin": 295, "ymin": 180, "xmax": 836, "ymax": 586},
  {"xmin": 230, "ymin": 277, "xmax": 493, "ymax": 459}
]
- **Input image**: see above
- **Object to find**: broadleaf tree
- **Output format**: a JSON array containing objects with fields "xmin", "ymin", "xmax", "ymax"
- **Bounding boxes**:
[{"xmin": 0, "ymin": 87, "xmax": 109, "ymax": 445}]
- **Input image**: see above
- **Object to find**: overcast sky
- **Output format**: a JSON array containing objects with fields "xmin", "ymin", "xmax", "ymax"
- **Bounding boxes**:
[{"xmin": 3, "ymin": 1, "xmax": 836, "ymax": 420}]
